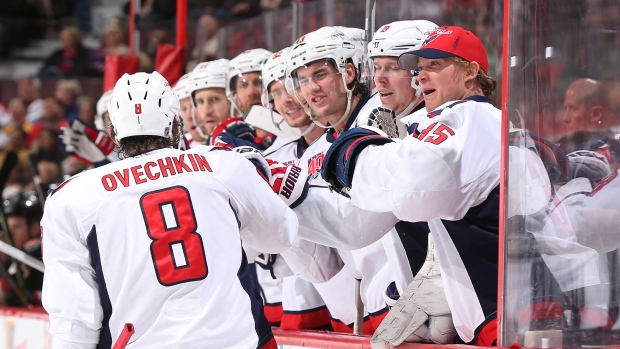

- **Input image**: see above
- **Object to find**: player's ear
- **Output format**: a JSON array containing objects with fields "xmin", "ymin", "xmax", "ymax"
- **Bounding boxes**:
[
  {"xmin": 464, "ymin": 61, "xmax": 480, "ymax": 83},
  {"xmin": 589, "ymin": 105, "xmax": 604, "ymax": 124},
  {"xmin": 344, "ymin": 62, "xmax": 357, "ymax": 85}
]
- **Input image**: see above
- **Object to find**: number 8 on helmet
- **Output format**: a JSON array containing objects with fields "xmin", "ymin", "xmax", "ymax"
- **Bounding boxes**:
[{"xmin": 108, "ymin": 71, "xmax": 181, "ymax": 147}]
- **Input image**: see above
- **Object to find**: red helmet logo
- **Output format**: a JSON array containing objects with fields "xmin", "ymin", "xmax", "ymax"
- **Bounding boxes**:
[
  {"xmin": 295, "ymin": 36, "xmax": 306, "ymax": 45},
  {"xmin": 380, "ymin": 25, "xmax": 391, "ymax": 32}
]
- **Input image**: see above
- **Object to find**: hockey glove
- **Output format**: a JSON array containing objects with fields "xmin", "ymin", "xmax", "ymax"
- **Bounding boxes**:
[
  {"xmin": 267, "ymin": 159, "xmax": 309, "ymax": 208},
  {"xmin": 210, "ymin": 117, "xmax": 276, "ymax": 150},
  {"xmin": 321, "ymin": 128, "xmax": 394, "ymax": 197},
  {"xmin": 354, "ymin": 107, "xmax": 400, "ymax": 139},
  {"xmin": 60, "ymin": 119, "xmax": 116, "ymax": 167},
  {"xmin": 233, "ymin": 146, "xmax": 271, "ymax": 181}
]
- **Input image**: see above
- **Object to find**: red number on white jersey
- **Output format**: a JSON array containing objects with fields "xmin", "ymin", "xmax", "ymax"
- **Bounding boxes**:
[
  {"xmin": 421, "ymin": 124, "xmax": 455, "ymax": 145},
  {"xmin": 140, "ymin": 186, "xmax": 208, "ymax": 286}
]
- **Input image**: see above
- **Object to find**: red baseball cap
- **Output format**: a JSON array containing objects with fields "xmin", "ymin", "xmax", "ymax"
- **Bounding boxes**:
[{"xmin": 398, "ymin": 26, "xmax": 489, "ymax": 72}]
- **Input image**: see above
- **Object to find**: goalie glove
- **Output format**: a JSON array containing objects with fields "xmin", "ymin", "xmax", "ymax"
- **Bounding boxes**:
[
  {"xmin": 371, "ymin": 233, "xmax": 456, "ymax": 347},
  {"xmin": 233, "ymin": 146, "xmax": 309, "ymax": 208},
  {"xmin": 321, "ymin": 128, "xmax": 394, "ymax": 196},
  {"xmin": 60, "ymin": 119, "xmax": 117, "ymax": 167},
  {"xmin": 354, "ymin": 106, "xmax": 400, "ymax": 139}
]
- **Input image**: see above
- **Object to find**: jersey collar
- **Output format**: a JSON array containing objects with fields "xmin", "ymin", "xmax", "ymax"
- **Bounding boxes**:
[{"xmin": 327, "ymin": 95, "xmax": 371, "ymax": 142}]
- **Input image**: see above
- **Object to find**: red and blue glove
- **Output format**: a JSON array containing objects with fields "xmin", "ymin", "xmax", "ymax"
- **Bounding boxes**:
[
  {"xmin": 234, "ymin": 146, "xmax": 309, "ymax": 208},
  {"xmin": 60, "ymin": 119, "xmax": 117, "ymax": 167}
]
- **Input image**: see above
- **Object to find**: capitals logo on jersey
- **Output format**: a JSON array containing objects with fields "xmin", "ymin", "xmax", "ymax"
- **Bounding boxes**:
[
  {"xmin": 307, "ymin": 152, "xmax": 325, "ymax": 181},
  {"xmin": 422, "ymin": 28, "xmax": 453, "ymax": 47}
]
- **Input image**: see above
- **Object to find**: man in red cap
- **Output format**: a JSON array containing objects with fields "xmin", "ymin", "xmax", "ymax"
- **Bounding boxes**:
[{"xmin": 322, "ymin": 26, "xmax": 501, "ymax": 346}]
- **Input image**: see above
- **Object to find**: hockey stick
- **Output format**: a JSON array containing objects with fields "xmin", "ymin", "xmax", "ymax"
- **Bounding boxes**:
[
  {"xmin": 112, "ymin": 323, "xmax": 135, "ymax": 349},
  {"xmin": 360, "ymin": 0, "xmax": 377, "ymax": 99},
  {"xmin": 0, "ymin": 240, "xmax": 45, "ymax": 273},
  {"xmin": 28, "ymin": 151, "xmax": 47, "ymax": 208},
  {"xmin": 351, "ymin": 1, "xmax": 376, "ymax": 334}
]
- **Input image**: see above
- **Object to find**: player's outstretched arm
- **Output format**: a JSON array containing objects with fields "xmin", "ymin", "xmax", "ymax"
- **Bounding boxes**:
[
  {"xmin": 292, "ymin": 186, "xmax": 400, "ymax": 250},
  {"xmin": 279, "ymin": 237, "xmax": 344, "ymax": 283},
  {"xmin": 41, "ymin": 184, "xmax": 102, "ymax": 348},
  {"xmin": 221, "ymin": 150, "xmax": 299, "ymax": 254},
  {"xmin": 324, "ymin": 102, "xmax": 501, "ymax": 223}
]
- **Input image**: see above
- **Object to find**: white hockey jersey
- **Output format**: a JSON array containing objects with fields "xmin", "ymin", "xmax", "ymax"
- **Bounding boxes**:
[
  {"xmin": 349, "ymin": 96, "xmax": 501, "ymax": 342},
  {"xmin": 41, "ymin": 146, "xmax": 298, "ymax": 349},
  {"xmin": 293, "ymin": 96, "xmax": 394, "ymax": 321}
]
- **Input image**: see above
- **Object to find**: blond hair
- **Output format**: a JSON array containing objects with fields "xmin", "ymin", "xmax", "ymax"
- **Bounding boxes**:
[{"xmin": 454, "ymin": 57, "xmax": 496, "ymax": 97}]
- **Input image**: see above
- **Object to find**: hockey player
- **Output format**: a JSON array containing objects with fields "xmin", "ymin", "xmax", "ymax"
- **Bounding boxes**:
[
  {"xmin": 282, "ymin": 26, "xmax": 397, "ymax": 332},
  {"xmin": 322, "ymin": 26, "xmax": 501, "ymax": 345},
  {"xmin": 188, "ymin": 58, "xmax": 271, "ymax": 150},
  {"xmin": 258, "ymin": 47, "xmax": 340, "ymax": 331},
  {"xmin": 227, "ymin": 48, "xmax": 272, "ymax": 117},
  {"xmin": 188, "ymin": 58, "xmax": 285, "ymax": 325},
  {"xmin": 359, "ymin": 21, "xmax": 459, "ymax": 347},
  {"xmin": 365, "ymin": 21, "xmax": 440, "ymax": 297},
  {"xmin": 224, "ymin": 49, "xmax": 275, "ymax": 149},
  {"xmin": 368, "ymin": 21, "xmax": 437, "ymax": 120},
  {"xmin": 41, "ymin": 71, "xmax": 298, "ymax": 349},
  {"xmin": 172, "ymin": 72, "xmax": 204, "ymax": 147},
  {"xmin": 187, "ymin": 59, "xmax": 237, "ymax": 144}
]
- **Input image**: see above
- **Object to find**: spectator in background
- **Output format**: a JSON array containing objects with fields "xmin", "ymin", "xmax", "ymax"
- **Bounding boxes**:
[
  {"xmin": 193, "ymin": 14, "xmax": 220, "ymax": 62},
  {"xmin": 36, "ymin": 160, "xmax": 62, "ymax": 194},
  {"xmin": 29, "ymin": 127, "xmax": 66, "ymax": 193},
  {"xmin": 17, "ymin": 77, "xmax": 44, "ymax": 124},
  {"xmin": 6, "ymin": 128, "xmax": 33, "ymax": 184},
  {"xmin": 90, "ymin": 22, "xmax": 130, "ymax": 73},
  {"xmin": 100, "ymin": 23, "xmax": 129, "ymax": 56},
  {"xmin": 76, "ymin": 96, "xmax": 96, "ymax": 126},
  {"xmin": 557, "ymin": 78, "xmax": 618, "ymax": 154},
  {"xmin": 0, "ymin": 98, "xmax": 32, "ymax": 149},
  {"xmin": 26, "ymin": 98, "xmax": 68, "ymax": 149},
  {"xmin": 54, "ymin": 79, "xmax": 82, "ymax": 123},
  {"xmin": 38, "ymin": 26, "xmax": 100, "ymax": 78}
]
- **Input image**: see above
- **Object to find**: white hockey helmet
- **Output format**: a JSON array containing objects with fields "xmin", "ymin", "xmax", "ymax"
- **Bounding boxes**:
[
  {"xmin": 368, "ymin": 20, "xmax": 438, "ymax": 96},
  {"xmin": 285, "ymin": 26, "xmax": 358, "ymax": 128},
  {"xmin": 95, "ymin": 89, "xmax": 113, "ymax": 130},
  {"xmin": 260, "ymin": 47, "xmax": 307, "ymax": 134},
  {"xmin": 226, "ymin": 48, "xmax": 272, "ymax": 100},
  {"xmin": 172, "ymin": 72, "xmax": 191, "ymax": 101},
  {"xmin": 188, "ymin": 59, "xmax": 230, "ymax": 107},
  {"xmin": 261, "ymin": 47, "xmax": 291, "ymax": 107},
  {"xmin": 368, "ymin": 20, "xmax": 438, "ymax": 58},
  {"xmin": 108, "ymin": 71, "xmax": 180, "ymax": 142},
  {"xmin": 334, "ymin": 26, "xmax": 366, "ymax": 71}
]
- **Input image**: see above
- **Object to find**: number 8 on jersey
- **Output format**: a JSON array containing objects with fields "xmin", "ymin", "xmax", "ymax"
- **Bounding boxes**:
[{"xmin": 140, "ymin": 186, "xmax": 208, "ymax": 286}]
